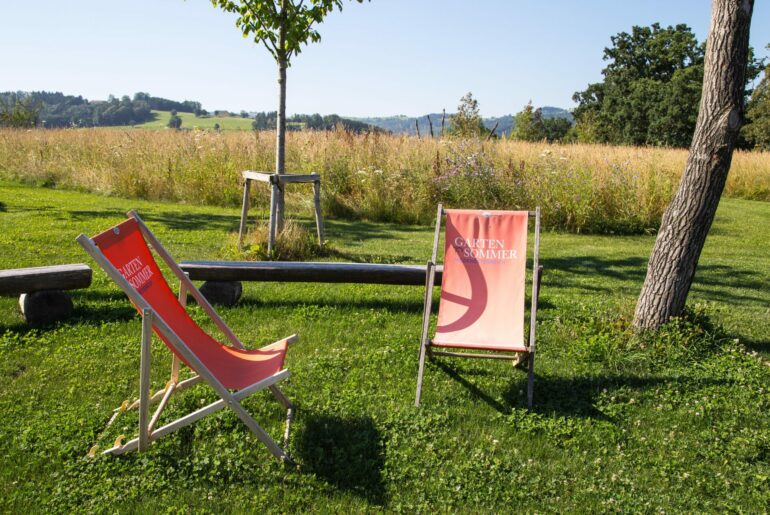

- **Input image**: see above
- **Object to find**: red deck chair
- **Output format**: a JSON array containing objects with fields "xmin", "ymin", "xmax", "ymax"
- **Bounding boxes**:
[
  {"xmin": 415, "ymin": 205, "xmax": 543, "ymax": 408},
  {"xmin": 77, "ymin": 211, "xmax": 297, "ymax": 462}
]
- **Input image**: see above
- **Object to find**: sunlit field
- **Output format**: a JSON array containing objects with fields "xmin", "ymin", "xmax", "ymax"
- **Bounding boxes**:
[
  {"xmin": 1, "ymin": 182, "xmax": 769, "ymax": 512},
  {"xmin": 2, "ymin": 128, "xmax": 768, "ymax": 234}
]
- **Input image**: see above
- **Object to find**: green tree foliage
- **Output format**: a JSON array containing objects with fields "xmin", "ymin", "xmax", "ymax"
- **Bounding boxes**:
[
  {"xmin": 167, "ymin": 110, "xmax": 182, "ymax": 129},
  {"xmin": 572, "ymin": 23, "xmax": 761, "ymax": 148},
  {"xmin": 743, "ymin": 45, "xmax": 770, "ymax": 150},
  {"xmin": 450, "ymin": 92, "xmax": 485, "ymax": 137},
  {"xmin": 0, "ymin": 94, "xmax": 40, "ymax": 127},
  {"xmin": 510, "ymin": 101, "xmax": 572, "ymax": 142},
  {"xmin": 510, "ymin": 101, "xmax": 543, "ymax": 141},
  {"xmin": 251, "ymin": 110, "xmax": 377, "ymax": 132},
  {"xmin": 542, "ymin": 117, "xmax": 572, "ymax": 143},
  {"xmin": 133, "ymin": 92, "xmax": 203, "ymax": 115},
  {"xmin": 0, "ymin": 91, "xmax": 194, "ymax": 127},
  {"xmin": 210, "ymin": 0, "xmax": 368, "ymax": 233}
]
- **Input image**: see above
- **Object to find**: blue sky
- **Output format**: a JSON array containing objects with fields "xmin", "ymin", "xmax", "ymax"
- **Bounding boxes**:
[{"xmin": 1, "ymin": 1, "xmax": 768, "ymax": 117}]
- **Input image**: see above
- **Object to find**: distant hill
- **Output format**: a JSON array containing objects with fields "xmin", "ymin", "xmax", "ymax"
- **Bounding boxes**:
[
  {"xmin": 355, "ymin": 107, "xmax": 574, "ymax": 137},
  {"xmin": 1, "ymin": 90, "xmax": 380, "ymax": 132},
  {"xmin": 129, "ymin": 110, "xmax": 256, "ymax": 130}
]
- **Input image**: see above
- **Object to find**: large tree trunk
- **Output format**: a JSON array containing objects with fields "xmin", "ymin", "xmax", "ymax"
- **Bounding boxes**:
[{"xmin": 633, "ymin": 0, "xmax": 754, "ymax": 330}]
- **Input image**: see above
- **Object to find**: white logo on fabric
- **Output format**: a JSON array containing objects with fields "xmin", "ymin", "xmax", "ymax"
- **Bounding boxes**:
[
  {"xmin": 453, "ymin": 237, "xmax": 518, "ymax": 260},
  {"xmin": 118, "ymin": 257, "xmax": 154, "ymax": 290}
]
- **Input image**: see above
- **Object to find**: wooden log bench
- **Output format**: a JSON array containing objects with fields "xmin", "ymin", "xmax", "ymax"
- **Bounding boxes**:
[
  {"xmin": 0, "ymin": 264, "xmax": 92, "ymax": 324},
  {"xmin": 179, "ymin": 261, "xmax": 444, "ymax": 306}
]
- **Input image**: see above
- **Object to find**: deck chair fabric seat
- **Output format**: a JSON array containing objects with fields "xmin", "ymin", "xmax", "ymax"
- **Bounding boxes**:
[
  {"xmin": 415, "ymin": 206, "xmax": 542, "ymax": 407},
  {"xmin": 92, "ymin": 218, "xmax": 288, "ymax": 390},
  {"xmin": 78, "ymin": 212, "xmax": 297, "ymax": 462},
  {"xmin": 431, "ymin": 209, "xmax": 529, "ymax": 353}
]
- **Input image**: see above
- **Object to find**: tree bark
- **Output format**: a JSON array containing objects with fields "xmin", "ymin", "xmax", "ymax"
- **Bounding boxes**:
[
  {"xmin": 274, "ymin": 2, "xmax": 288, "ymax": 232},
  {"xmin": 633, "ymin": 0, "xmax": 754, "ymax": 330}
]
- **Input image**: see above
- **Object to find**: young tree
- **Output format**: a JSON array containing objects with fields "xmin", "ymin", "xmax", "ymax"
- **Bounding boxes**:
[
  {"xmin": 0, "ymin": 95, "xmax": 40, "ymax": 128},
  {"xmin": 634, "ymin": 0, "xmax": 754, "ymax": 330},
  {"xmin": 510, "ymin": 101, "xmax": 544, "ymax": 141},
  {"xmin": 168, "ymin": 110, "xmax": 182, "ymax": 129},
  {"xmin": 450, "ymin": 92, "xmax": 485, "ymax": 137},
  {"xmin": 742, "ymin": 44, "xmax": 770, "ymax": 150},
  {"xmin": 211, "ymin": 0, "xmax": 367, "ymax": 232}
]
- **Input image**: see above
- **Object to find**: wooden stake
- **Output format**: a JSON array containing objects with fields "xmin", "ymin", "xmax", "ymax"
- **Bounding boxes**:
[
  {"xmin": 268, "ymin": 176, "xmax": 278, "ymax": 257},
  {"xmin": 313, "ymin": 180, "xmax": 325, "ymax": 248},
  {"xmin": 238, "ymin": 177, "xmax": 251, "ymax": 251}
]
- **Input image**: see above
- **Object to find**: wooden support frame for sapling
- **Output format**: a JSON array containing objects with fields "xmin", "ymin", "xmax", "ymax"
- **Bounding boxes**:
[{"xmin": 238, "ymin": 170, "xmax": 325, "ymax": 255}]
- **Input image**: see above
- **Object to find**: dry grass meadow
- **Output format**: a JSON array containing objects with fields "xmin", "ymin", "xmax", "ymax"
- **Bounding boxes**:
[{"xmin": 1, "ymin": 128, "xmax": 768, "ymax": 233}]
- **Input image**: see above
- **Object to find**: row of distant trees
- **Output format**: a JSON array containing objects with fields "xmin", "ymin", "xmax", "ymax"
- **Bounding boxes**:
[
  {"xmin": 0, "ymin": 92, "xmax": 208, "ymax": 128},
  {"xmin": 251, "ymin": 111, "xmax": 376, "ymax": 133},
  {"xmin": 0, "ymin": 90, "xmax": 379, "ymax": 133}
]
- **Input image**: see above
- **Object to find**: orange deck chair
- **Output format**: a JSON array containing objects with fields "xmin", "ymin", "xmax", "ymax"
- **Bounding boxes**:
[
  {"xmin": 415, "ymin": 205, "xmax": 543, "ymax": 408},
  {"xmin": 77, "ymin": 211, "xmax": 297, "ymax": 462}
]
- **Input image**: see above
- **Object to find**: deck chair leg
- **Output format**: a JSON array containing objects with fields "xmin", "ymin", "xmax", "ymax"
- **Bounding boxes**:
[
  {"xmin": 415, "ymin": 342, "xmax": 428, "ymax": 407},
  {"xmin": 138, "ymin": 308, "xmax": 153, "ymax": 452},
  {"xmin": 227, "ymin": 396, "xmax": 293, "ymax": 463},
  {"xmin": 527, "ymin": 351, "xmax": 535, "ymax": 408},
  {"xmin": 269, "ymin": 385, "xmax": 295, "ymax": 448}
]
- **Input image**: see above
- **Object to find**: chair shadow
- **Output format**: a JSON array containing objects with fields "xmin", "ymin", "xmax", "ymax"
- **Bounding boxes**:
[
  {"xmin": 430, "ymin": 358, "xmax": 719, "ymax": 420},
  {"xmin": 294, "ymin": 413, "xmax": 387, "ymax": 506}
]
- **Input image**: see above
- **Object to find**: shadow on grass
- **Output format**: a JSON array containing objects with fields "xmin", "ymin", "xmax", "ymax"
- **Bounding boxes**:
[
  {"xmin": 543, "ymin": 255, "xmax": 768, "ymax": 306},
  {"xmin": 431, "ymin": 359, "xmax": 683, "ymax": 420},
  {"xmin": 135, "ymin": 211, "xmax": 242, "ymax": 233},
  {"xmin": 0, "ymin": 201, "xmax": 6, "ymax": 212},
  {"xmin": 741, "ymin": 336, "xmax": 770, "ymax": 356},
  {"xmin": 295, "ymin": 413, "xmax": 387, "ymax": 506},
  {"xmin": 237, "ymin": 296, "xmax": 425, "ymax": 314}
]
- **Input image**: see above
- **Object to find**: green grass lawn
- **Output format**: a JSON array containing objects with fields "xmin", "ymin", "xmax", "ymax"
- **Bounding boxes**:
[
  {"xmin": 126, "ymin": 110, "xmax": 257, "ymax": 130},
  {"xmin": 1, "ymin": 181, "xmax": 769, "ymax": 512}
]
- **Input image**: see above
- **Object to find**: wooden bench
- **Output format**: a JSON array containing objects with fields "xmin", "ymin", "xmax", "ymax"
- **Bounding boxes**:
[
  {"xmin": 0, "ymin": 264, "xmax": 92, "ymax": 323},
  {"xmin": 179, "ymin": 261, "xmax": 444, "ymax": 306}
]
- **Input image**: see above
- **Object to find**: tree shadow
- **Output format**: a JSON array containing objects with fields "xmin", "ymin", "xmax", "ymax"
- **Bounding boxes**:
[
  {"xmin": 541, "ymin": 255, "xmax": 647, "ymax": 286},
  {"xmin": 67, "ymin": 208, "xmax": 126, "ymax": 221},
  {"xmin": 295, "ymin": 413, "xmax": 387, "ymax": 506},
  {"xmin": 541, "ymin": 255, "xmax": 768, "ymax": 306},
  {"xmin": 72, "ymin": 303, "xmax": 137, "ymax": 325},
  {"xmin": 0, "ymin": 201, "xmax": 6, "ymax": 212},
  {"xmin": 139, "ymin": 211, "xmax": 241, "ymax": 232},
  {"xmin": 740, "ymin": 335, "xmax": 770, "ymax": 356},
  {"xmin": 237, "ymin": 295, "xmax": 425, "ymax": 314}
]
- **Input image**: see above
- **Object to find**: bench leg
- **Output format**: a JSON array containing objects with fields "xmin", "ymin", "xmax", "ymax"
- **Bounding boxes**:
[{"xmin": 18, "ymin": 290, "xmax": 74, "ymax": 324}]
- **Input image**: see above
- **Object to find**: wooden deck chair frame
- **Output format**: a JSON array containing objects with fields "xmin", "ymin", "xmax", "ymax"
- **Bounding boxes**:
[
  {"xmin": 415, "ymin": 204, "xmax": 543, "ymax": 408},
  {"xmin": 77, "ymin": 211, "xmax": 297, "ymax": 463}
]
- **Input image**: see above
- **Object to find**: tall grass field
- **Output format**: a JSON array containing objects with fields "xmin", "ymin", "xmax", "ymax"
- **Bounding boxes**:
[{"xmin": 1, "ymin": 128, "xmax": 769, "ymax": 234}]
